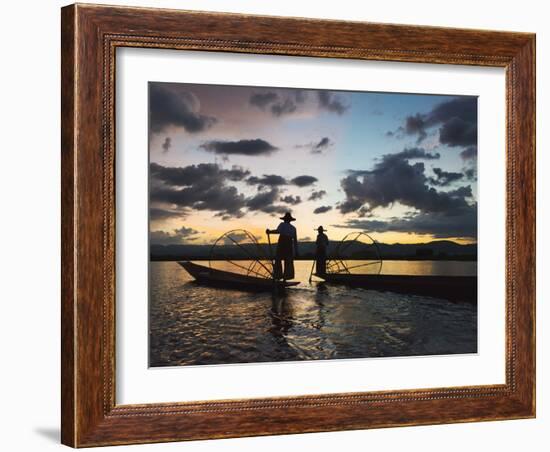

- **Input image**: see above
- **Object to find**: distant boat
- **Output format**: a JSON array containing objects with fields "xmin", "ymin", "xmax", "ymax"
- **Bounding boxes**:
[
  {"xmin": 316, "ymin": 273, "xmax": 477, "ymax": 303},
  {"xmin": 179, "ymin": 261, "xmax": 299, "ymax": 292}
]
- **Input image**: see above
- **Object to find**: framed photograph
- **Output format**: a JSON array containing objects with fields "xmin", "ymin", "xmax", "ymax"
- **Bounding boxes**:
[{"xmin": 61, "ymin": 3, "xmax": 536, "ymax": 447}]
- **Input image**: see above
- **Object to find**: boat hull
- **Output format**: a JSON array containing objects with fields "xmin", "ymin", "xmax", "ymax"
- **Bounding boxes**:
[
  {"xmin": 178, "ymin": 261, "xmax": 298, "ymax": 292},
  {"xmin": 317, "ymin": 273, "xmax": 477, "ymax": 303}
]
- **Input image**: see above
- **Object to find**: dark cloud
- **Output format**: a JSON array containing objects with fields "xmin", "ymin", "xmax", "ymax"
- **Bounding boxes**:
[
  {"xmin": 149, "ymin": 206, "xmax": 188, "ymax": 221},
  {"xmin": 249, "ymin": 89, "xmax": 307, "ymax": 118},
  {"xmin": 250, "ymin": 89, "xmax": 348, "ymax": 117},
  {"xmin": 311, "ymin": 137, "xmax": 333, "ymax": 154},
  {"xmin": 291, "ymin": 175, "xmax": 318, "ymax": 187},
  {"xmin": 313, "ymin": 205, "xmax": 333, "ymax": 214},
  {"xmin": 199, "ymin": 139, "xmax": 278, "ymax": 156},
  {"xmin": 161, "ymin": 137, "xmax": 172, "ymax": 153},
  {"xmin": 338, "ymin": 148, "xmax": 472, "ymax": 216},
  {"xmin": 405, "ymin": 114, "xmax": 428, "ymax": 143},
  {"xmin": 271, "ymin": 98, "xmax": 298, "ymax": 117},
  {"xmin": 150, "ymin": 226, "xmax": 202, "ymax": 245},
  {"xmin": 150, "ymin": 163, "xmax": 248, "ymax": 218},
  {"xmin": 224, "ymin": 166, "xmax": 251, "ymax": 181},
  {"xmin": 439, "ymin": 117, "xmax": 477, "ymax": 147},
  {"xmin": 464, "ymin": 167, "xmax": 477, "ymax": 181},
  {"xmin": 280, "ymin": 195, "xmax": 302, "ymax": 205},
  {"xmin": 149, "ymin": 84, "xmax": 217, "ymax": 134},
  {"xmin": 246, "ymin": 174, "xmax": 288, "ymax": 188},
  {"xmin": 294, "ymin": 89, "xmax": 307, "ymax": 103},
  {"xmin": 295, "ymin": 137, "xmax": 334, "ymax": 154},
  {"xmin": 245, "ymin": 173, "xmax": 320, "ymax": 191},
  {"xmin": 388, "ymin": 147, "xmax": 440, "ymax": 161},
  {"xmin": 308, "ymin": 190, "xmax": 327, "ymax": 201},
  {"xmin": 428, "ymin": 167, "xmax": 463, "ymax": 186},
  {"xmin": 246, "ymin": 188, "xmax": 287, "ymax": 215},
  {"xmin": 249, "ymin": 91, "xmax": 278, "ymax": 109},
  {"xmin": 447, "ymin": 186, "xmax": 473, "ymax": 199},
  {"xmin": 460, "ymin": 146, "xmax": 478, "ymax": 160},
  {"xmin": 390, "ymin": 96, "xmax": 477, "ymax": 148},
  {"xmin": 336, "ymin": 206, "xmax": 477, "ymax": 239},
  {"xmin": 317, "ymin": 91, "xmax": 349, "ymax": 115},
  {"xmin": 150, "ymin": 162, "xmax": 249, "ymax": 186},
  {"xmin": 347, "ymin": 148, "xmax": 439, "ymax": 178}
]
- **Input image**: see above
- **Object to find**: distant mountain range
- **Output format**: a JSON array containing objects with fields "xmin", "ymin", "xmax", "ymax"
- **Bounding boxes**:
[{"xmin": 150, "ymin": 240, "xmax": 477, "ymax": 261}]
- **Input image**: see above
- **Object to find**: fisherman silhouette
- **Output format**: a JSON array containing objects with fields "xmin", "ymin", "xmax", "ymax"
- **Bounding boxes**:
[
  {"xmin": 315, "ymin": 226, "xmax": 329, "ymax": 275},
  {"xmin": 266, "ymin": 212, "xmax": 299, "ymax": 280}
]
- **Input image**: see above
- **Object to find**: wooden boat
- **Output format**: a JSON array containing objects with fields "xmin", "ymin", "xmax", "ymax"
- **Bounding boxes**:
[
  {"xmin": 179, "ymin": 261, "xmax": 299, "ymax": 292},
  {"xmin": 316, "ymin": 273, "xmax": 477, "ymax": 303}
]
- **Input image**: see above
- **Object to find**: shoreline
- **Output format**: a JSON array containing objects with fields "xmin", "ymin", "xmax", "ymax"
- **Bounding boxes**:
[{"xmin": 150, "ymin": 256, "xmax": 478, "ymax": 262}]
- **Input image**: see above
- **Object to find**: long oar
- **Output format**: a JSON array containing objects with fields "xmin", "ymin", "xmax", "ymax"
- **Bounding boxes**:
[
  {"xmin": 266, "ymin": 232, "xmax": 278, "ymax": 293},
  {"xmin": 267, "ymin": 232, "xmax": 274, "ymax": 268},
  {"xmin": 308, "ymin": 259, "xmax": 316, "ymax": 283}
]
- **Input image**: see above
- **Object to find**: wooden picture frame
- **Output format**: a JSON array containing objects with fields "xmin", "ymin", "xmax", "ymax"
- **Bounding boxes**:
[{"xmin": 61, "ymin": 3, "xmax": 535, "ymax": 447}]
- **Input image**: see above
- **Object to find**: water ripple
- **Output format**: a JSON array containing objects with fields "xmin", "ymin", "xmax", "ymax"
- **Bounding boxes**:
[{"xmin": 149, "ymin": 261, "xmax": 477, "ymax": 367}]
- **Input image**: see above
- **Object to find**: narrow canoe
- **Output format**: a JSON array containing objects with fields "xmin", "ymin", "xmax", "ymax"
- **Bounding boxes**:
[
  {"xmin": 317, "ymin": 273, "xmax": 477, "ymax": 303},
  {"xmin": 178, "ymin": 261, "xmax": 299, "ymax": 292}
]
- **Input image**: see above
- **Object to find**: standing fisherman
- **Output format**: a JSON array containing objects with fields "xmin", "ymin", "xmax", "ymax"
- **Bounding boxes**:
[
  {"xmin": 266, "ymin": 212, "xmax": 299, "ymax": 280},
  {"xmin": 315, "ymin": 226, "xmax": 329, "ymax": 275}
]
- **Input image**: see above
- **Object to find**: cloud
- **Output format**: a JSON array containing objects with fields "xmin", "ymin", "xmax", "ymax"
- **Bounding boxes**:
[
  {"xmin": 245, "ymin": 173, "xmax": 320, "ymax": 190},
  {"xmin": 294, "ymin": 89, "xmax": 307, "ymax": 103},
  {"xmin": 390, "ymin": 96, "xmax": 477, "ymax": 147},
  {"xmin": 161, "ymin": 137, "xmax": 172, "ymax": 152},
  {"xmin": 311, "ymin": 137, "xmax": 334, "ymax": 154},
  {"xmin": 249, "ymin": 91, "xmax": 279, "ymax": 109},
  {"xmin": 405, "ymin": 114, "xmax": 428, "ymax": 143},
  {"xmin": 460, "ymin": 146, "xmax": 478, "ymax": 160},
  {"xmin": 199, "ymin": 139, "xmax": 278, "ymax": 156},
  {"xmin": 149, "ymin": 84, "xmax": 217, "ymax": 134},
  {"xmin": 249, "ymin": 89, "xmax": 308, "ymax": 117},
  {"xmin": 336, "ymin": 206, "xmax": 477, "ymax": 239},
  {"xmin": 250, "ymin": 89, "xmax": 348, "ymax": 117},
  {"xmin": 338, "ymin": 148, "xmax": 472, "ymax": 216},
  {"xmin": 387, "ymin": 147, "xmax": 440, "ymax": 161},
  {"xmin": 280, "ymin": 195, "xmax": 302, "ymax": 205},
  {"xmin": 150, "ymin": 162, "xmax": 248, "ymax": 218},
  {"xmin": 224, "ymin": 166, "xmax": 251, "ymax": 181},
  {"xmin": 428, "ymin": 167, "xmax": 463, "ymax": 186},
  {"xmin": 295, "ymin": 137, "xmax": 334, "ymax": 154},
  {"xmin": 271, "ymin": 98, "xmax": 298, "ymax": 116},
  {"xmin": 313, "ymin": 205, "xmax": 333, "ymax": 214},
  {"xmin": 149, "ymin": 206, "xmax": 188, "ymax": 221},
  {"xmin": 464, "ymin": 167, "xmax": 477, "ymax": 181},
  {"xmin": 246, "ymin": 174, "xmax": 288, "ymax": 187},
  {"xmin": 308, "ymin": 190, "xmax": 327, "ymax": 201},
  {"xmin": 246, "ymin": 188, "xmax": 287, "ymax": 215},
  {"xmin": 460, "ymin": 146, "xmax": 478, "ymax": 181},
  {"xmin": 150, "ymin": 226, "xmax": 202, "ymax": 245},
  {"xmin": 317, "ymin": 91, "xmax": 349, "ymax": 115},
  {"xmin": 291, "ymin": 175, "xmax": 318, "ymax": 187},
  {"xmin": 439, "ymin": 117, "xmax": 477, "ymax": 147}
]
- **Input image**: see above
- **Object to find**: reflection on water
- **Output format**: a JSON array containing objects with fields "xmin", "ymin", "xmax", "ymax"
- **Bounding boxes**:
[{"xmin": 149, "ymin": 260, "xmax": 477, "ymax": 367}]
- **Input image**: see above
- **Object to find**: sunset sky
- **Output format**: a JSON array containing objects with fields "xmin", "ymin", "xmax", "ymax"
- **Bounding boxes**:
[{"xmin": 149, "ymin": 82, "xmax": 477, "ymax": 246}]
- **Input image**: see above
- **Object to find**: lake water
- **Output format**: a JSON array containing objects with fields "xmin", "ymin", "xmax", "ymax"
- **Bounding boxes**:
[{"xmin": 149, "ymin": 260, "xmax": 477, "ymax": 367}]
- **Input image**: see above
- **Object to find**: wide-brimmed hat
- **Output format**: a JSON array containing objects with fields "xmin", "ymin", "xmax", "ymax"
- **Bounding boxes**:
[
  {"xmin": 280, "ymin": 212, "xmax": 296, "ymax": 221},
  {"xmin": 316, "ymin": 226, "xmax": 327, "ymax": 232}
]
